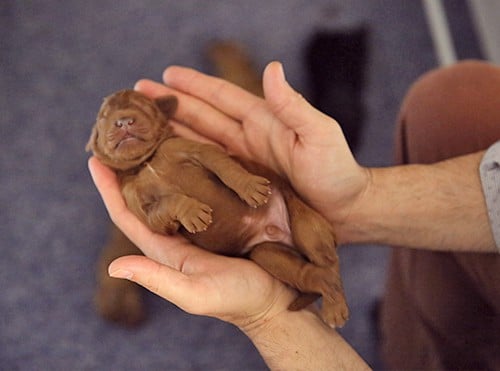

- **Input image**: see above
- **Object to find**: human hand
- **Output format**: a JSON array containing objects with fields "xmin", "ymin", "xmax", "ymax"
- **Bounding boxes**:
[
  {"xmin": 88, "ymin": 157, "xmax": 297, "ymax": 330},
  {"xmin": 135, "ymin": 62, "xmax": 370, "ymax": 241}
]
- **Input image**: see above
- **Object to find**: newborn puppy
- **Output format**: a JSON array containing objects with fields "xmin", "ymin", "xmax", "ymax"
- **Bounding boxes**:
[{"xmin": 87, "ymin": 89, "xmax": 348, "ymax": 327}]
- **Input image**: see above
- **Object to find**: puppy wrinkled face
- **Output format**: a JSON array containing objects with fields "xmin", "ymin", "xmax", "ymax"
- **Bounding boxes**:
[
  {"xmin": 98, "ymin": 96, "xmax": 161, "ymax": 160},
  {"xmin": 87, "ymin": 90, "xmax": 176, "ymax": 170}
]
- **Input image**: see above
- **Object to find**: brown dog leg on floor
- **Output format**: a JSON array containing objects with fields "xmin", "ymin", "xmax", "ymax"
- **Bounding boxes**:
[
  {"xmin": 206, "ymin": 41, "xmax": 264, "ymax": 97},
  {"xmin": 95, "ymin": 225, "xmax": 145, "ymax": 326}
]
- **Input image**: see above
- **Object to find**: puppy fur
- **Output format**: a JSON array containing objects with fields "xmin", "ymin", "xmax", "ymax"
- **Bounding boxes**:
[{"xmin": 89, "ymin": 42, "xmax": 348, "ymax": 327}]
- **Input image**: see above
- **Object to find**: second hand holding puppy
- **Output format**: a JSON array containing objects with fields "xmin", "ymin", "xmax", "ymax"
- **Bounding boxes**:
[{"xmin": 136, "ymin": 62, "xmax": 370, "ymax": 241}]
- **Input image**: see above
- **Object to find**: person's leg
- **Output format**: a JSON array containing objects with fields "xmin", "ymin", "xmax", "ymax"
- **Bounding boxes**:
[{"xmin": 380, "ymin": 60, "xmax": 500, "ymax": 370}]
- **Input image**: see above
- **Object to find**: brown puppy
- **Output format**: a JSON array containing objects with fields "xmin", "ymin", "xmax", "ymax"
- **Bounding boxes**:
[
  {"xmin": 87, "ymin": 89, "xmax": 349, "ymax": 327},
  {"xmin": 92, "ymin": 42, "xmax": 266, "ymax": 327}
]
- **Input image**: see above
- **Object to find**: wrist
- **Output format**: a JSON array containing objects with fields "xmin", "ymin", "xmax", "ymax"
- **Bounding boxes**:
[
  {"xmin": 241, "ymin": 307, "xmax": 325, "ymax": 367},
  {"xmin": 241, "ymin": 306, "xmax": 370, "ymax": 370},
  {"xmin": 335, "ymin": 165, "xmax": 415, "ymax": 246},
  {"xmin": 230, "ymin": 285, "xmax": 297, "ymax": 334},
  {"xmin": 335, "ymin": 153, "xmax": 494, "ymax": 251},
  {"xmin": 241, "ymin": 304, "xmax": 319, "ymax": 339},
  {"xmin": 334, "ymin": 166, "xmax": 374, "ymax": 245}
]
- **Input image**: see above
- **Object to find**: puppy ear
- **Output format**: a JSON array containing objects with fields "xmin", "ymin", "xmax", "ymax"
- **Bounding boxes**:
[
  {"xmin": 154, "ymin": 95, "xmax": 178, "ymax": 119},
  {"xmin": 85, "ymin": 125, "xmax": 98, "ymax": 153}
]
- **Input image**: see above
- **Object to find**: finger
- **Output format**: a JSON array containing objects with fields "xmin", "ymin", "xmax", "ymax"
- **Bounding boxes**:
[
  {"xmin": 136, "ymin": 78, "xmax": 247, "ymax": 156},
  {"xmin": 263, "ymin": 62, "xmax": 341, "ymax": 144},
  {"xmin": 108, "ymin": 255, "xmax": 205, "ymax": 314},
  {"xmin": 87, "ymin": 156, "xmax": 147, "ymax": 237},
  {"xmin": 134, "ymin": 79, "xmax": 171, "ymax": 98},
  {"xmin": 170, "ymin": 121, "xmax": 220, "ymax": 146},
  {"xmin": 88, "ymin": 157, "xmax": 190, "ymax": 263},
  {"xmin": 163, "ymin": 65, "xmax": 264, "ymax": 127},
  {"xmin": 88, "ymin": 156, "xmax": 160, "ymax": 249}
]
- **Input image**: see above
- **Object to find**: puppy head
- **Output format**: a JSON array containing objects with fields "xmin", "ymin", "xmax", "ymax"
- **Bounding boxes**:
[{"xmin": 86, "ymin": 89, "xmax": 177, "ymax": 171}]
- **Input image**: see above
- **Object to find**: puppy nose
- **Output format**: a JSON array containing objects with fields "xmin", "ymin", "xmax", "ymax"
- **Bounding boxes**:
[{"xmin": 115, "ymin": 117, "xmax": 135, "ymax": 128}]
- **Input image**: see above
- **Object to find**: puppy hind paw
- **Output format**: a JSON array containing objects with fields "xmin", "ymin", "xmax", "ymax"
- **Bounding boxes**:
[
  {"xmin": 322, "ymin": 299, "xmax": 349, "ymax": 328},
  {"xmin": 312, "ymin": 269, "xmax": 349, "ymax": 327}
]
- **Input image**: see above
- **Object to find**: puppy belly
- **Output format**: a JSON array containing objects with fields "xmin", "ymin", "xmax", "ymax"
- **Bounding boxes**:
[{"xmin": 241, "ymin": 188, "xmax": 293, "ymax": 253}]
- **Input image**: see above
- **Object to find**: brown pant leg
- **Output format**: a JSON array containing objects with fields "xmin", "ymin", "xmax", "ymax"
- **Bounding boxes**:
[{"xmin": 380, "ymin": 61, "xmax": 500, "ymax": 370}]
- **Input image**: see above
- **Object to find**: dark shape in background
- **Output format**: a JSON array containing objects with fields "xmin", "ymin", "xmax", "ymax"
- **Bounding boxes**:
[{"xmin": 305, "ymin": 26, "xmax": 369, "ymax": 153}]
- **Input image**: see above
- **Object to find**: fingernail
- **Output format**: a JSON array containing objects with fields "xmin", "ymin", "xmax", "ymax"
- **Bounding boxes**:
[
  {"xmin": 133, "ymin": 80, "xmax": 142, "ymax": 91},
  {"xmin": 109, "ymin": 269, "xmax": 134, "ymax": 280},
  {"xmin": 275, "ymin": 61, "xmax": 285, "ymax": 81}
]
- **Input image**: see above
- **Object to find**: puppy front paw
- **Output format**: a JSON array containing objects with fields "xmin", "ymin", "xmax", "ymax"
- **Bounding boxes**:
[
  {"xmin": 238, "ymin": 175, "xmax": 271, "ymax": 207},
  {"xmin": 178, "ymin": 201, "xmax": 213, "ymax": 233}
]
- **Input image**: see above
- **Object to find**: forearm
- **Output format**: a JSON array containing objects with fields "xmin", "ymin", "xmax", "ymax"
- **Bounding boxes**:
[
  {"xmin": 338, "ymin": 151, "xmax": 495, "ymax": 252},
  {"xmin": 242, "ymin": 308, "xmax": 370, "ymax": 371}
]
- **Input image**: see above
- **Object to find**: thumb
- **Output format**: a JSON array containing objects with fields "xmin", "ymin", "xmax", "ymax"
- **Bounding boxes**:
[
  {"xmin": 108, "ymin": 255, "xmax": 194, "ymax": 309},
  {"xmin": 262, "ymin": 61, "xmax": 340, "ymax": 139}
]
